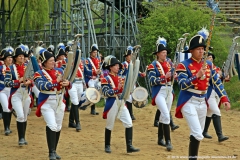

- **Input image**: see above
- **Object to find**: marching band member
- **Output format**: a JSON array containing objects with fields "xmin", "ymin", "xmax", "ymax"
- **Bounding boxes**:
[
  {"xmin": 0, "ymin": 47, "xmax": 13, "ymax": 135},
  {"xmin": 55, "ymin": 43, "xmax": 67, "ymax": 70},
  {"xmin": 121, "ymin": 46, "xmax": 146, "ymax": 120},
  {"xmin": 202, "ymin": 52, "xmax": 229, "ymax": 142},
  {"xmin": 65, "ymin": 42, "xmax": 76, "ymax": 126},
  {"xmin": 34, "ymin": 48, "xmax": 71, "ymax": 160},
  {"xmin": 84, "ymin": 44, "xmax": 101, "ymax": 115},
  {"xmin": 55, "ymin": 43, "xmax": 71, "ymax": 112},
  {"xmin": 175, "ymin": 34, "xmax": 230, "ymax": 159},
  {"xmin": 47, "ymin": 45, "xmax": 55, "ymax": 55},
  {"xmin": 0, "ymin": 49, "xmax": 4, "ymax": 120},
  {"xmin": 101, "ymin": 55, "xmax": 140, "ymax": 154},
  {"xmin": 68, "ymin": 47, "xmax": 84, "ymax": 132},
  {"xmin": 4, "ymin": 46, "xmax": 33, "ymax": 146},
  {"xmin": 147, "ymin": 37, "xmax": 174, "ymax": 151},
  {"xmin": 153, "ymin": 57, "xmax": 179, "ymax": 131}
]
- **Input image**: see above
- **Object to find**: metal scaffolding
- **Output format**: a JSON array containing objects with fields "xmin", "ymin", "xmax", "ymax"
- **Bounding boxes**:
[
  {"xmin": 0, "ymin": 0, "xmax": 150, "ymax": 93},
  {"xmin": 1, "ymin": 0, "xmax": 141, "ymax": 57}
]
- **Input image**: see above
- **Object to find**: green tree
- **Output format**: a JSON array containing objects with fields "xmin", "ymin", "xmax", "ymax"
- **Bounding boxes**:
[
  {"xmin": 5, "ymin": 0, "xmax": 49, "ymax": 31},
  {"xmin": 138, "ymin": 0, "xmax": 228, "ymax": 66}
]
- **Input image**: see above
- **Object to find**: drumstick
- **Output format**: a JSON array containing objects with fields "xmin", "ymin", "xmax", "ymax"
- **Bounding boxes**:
[{"xmin": 144, "ymin": 65, "xmax": 148, "ymax": 74}]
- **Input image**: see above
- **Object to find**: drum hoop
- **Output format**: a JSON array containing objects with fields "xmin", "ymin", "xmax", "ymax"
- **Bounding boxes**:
[
  {"xmin": 86, "ymin": 87, "xmax": 101, "ymax": 103},
  {"xmin": 132, "ymin": 87, "xmax": 148, "ymax": 101}
]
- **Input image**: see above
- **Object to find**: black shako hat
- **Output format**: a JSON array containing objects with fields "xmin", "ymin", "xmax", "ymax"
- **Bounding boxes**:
[
  {"xmin": 183, "ymin": 35, "xmax": 206, "ymax": 53},
  {"xmin": 1, "ymin": 47, "xmax": 14, "ymax": 60},
  {"xmin": 103, "ymin": 55, "xmax": 122, "ymax": 70},
  {"xmin": 13, "ymin": 47, "xmax": 28, "ymax": 58},
  {"xmin": 123, "ymin": 46, "xmax": 134, "ymax": 57},
  {"xmin": 184, "ymin": 27, "xmax": 209, "ymax": 53},
  {"xmin": 153, "ymin": 37, "xmax": 170, "ymax": 55},
  {"xmin": 90, "ymin": 44, "xmax": 99, "ymax": 53},
  {"xmin": 39, "ymin": 50, "xmax": 55, "ymax": 64},
  {"xmin": 208, "ymin": 52, "xmax": 215, "ymax": 60}
]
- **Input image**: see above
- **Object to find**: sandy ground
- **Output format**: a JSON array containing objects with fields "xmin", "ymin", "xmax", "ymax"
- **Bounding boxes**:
[{"xmin": 0, "ymin": 104, "xmax": 239, "ymax": 160}]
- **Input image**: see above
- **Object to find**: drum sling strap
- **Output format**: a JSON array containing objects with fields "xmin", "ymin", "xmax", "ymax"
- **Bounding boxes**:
[
  {"xmin": 42, "ymin": 69, "xmax": 60, "ymax": 107},
  {"xmin": 13, "ymin": 64, "xmax": 28, "ymax": 106},
  {"xmin": 155, "ymin": 61, "xmax": 172, "ymax": 104},
  {"xmin": 107, "ymin": 75, "xmax": 124, "ymax": 118}
]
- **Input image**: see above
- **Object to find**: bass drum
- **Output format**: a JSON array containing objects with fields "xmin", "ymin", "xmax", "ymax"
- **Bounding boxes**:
[
  {"xmin": 79, "ymin": 88, "xmax": 101, "ymax": 110},
  {"xmin": 132, "ymin": 87, "xmax": 148, "ymax": 108}
]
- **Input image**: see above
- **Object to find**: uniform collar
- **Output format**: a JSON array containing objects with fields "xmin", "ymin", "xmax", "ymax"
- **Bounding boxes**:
[
  {"xmin": 43, "ymin": 67, "xmax": 54, "ymax": 71},
  {"xmin": 191, "ymin": 57, "xmax": 202, "ymax": 63},
  {"xmin": 15, "ymin": 62, "xmax": 24, "ymax": 66},
  {"xmin": 109, "ymin": 72, "xmax": 117, "ymax": 77},
  {"xmin": 90, "ymin": 56, "xmax": 97, "ymax": 59}
]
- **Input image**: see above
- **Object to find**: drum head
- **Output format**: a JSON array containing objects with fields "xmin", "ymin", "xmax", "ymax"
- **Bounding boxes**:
[
  {"xmin": 132, "ymin": 87, "xmax": 148, "ymax": 101},
  {"xmin": 86, "ymin": 88, "xmax": 101, "ymax": 104}
]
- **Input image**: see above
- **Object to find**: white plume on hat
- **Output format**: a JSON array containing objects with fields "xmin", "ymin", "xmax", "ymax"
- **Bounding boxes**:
[
  {"xmin": 104, "ymin": 55, "xmax": 116, "ymax": 66},
  {"xmin": 48, "ymin": 45, "xmax": 55, "ymax": 51},
  {"xmin": 5, "ymin": 46, "xmax": 14, "ymax": 53},
  {"xmin": 67, "ymin": 40, "xmax": 74, "ymax": 46},
  {"xmin": 35, "ymin": 46, "xmax": 47, "ymax": 59},
  {"xmin": 57, "ymin": 43, "xmax": 65, "ymax": 50},
  {"xmin": 156, "ymin": 37, "xmax": 167, "ymax": 47},
  {"xmin": 197, "ymin": 27, "xmax": 209, "ymax": 40}
]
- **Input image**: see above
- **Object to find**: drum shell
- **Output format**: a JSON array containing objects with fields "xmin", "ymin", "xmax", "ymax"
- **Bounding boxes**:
[{"xmin": 132, "ymin": 87, "xmax": 148, "ymax": 108}]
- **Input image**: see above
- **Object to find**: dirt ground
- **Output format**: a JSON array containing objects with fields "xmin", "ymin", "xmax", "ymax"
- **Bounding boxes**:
[{"xmin": 0, "ymin": 104, "xmax": 239, "ymax": 160}]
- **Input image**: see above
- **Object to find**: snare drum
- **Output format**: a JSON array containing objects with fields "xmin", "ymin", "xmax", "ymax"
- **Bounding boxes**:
[
  {"xmin": 132, "ymin": 87, "xmax": 148, "ymax": 108},
  {"xmin": 79, "ymin": 88, "xmax": 101, "ymax": 110}
]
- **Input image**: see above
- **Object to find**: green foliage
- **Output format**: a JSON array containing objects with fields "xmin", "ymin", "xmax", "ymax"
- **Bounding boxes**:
[
  {"xmin": 138, "ymin": 0, "xmax": 228, "ymax": 66},
  {"xmin": 223, "ymin": 76, "xmax": 240, "ymax": 109},
  {"xmin": 137, "ymin": 0, "xmax": 240, "ymax": 109},
  {"xmin": 4, "ymin": 0, "xmax": 49, "ymax": 31}
]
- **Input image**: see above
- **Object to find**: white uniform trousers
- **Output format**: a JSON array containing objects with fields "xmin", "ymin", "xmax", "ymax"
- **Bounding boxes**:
[
  {"xmin": 41, "ymin": 95, "xmax": 65, "ymax": 132},
  {"xmin": 181, "ymin": 96, "xmax": 207, "ymax": 141},
  {"xmin": 106, "ymin": 100, "xmax": 132, "ymax": 130},
  {"xmin": 207, "ymin": 90, "xmax": 221, "ymax": 117},
  {"xmin": 11, "ymin": 87, "xmax": 31, "ymax": 122},
  {"xmin": 68, "ymin": 82, "xmax": 83, "ymax": 105},
  {"xmin": 126, "ymin": 85, "xmax": 136, "ymax": 103},
  {"xmin": 88, "ymin": 78, "xmax": 99, "ymax": 88},
  {"xmin": 155, "ymin": 86, "xmax": 173, "ymax": 124},
  {"xmin": 126, "ymin": 94, "xmax": 133, "ymax": 103},
  {"xmin": 0, "ymin": 87, "xmax": 11, "ymax": 112},
  {"xmin": 32, "ymin": 85, "xmax": 40, "ymax": 98}
]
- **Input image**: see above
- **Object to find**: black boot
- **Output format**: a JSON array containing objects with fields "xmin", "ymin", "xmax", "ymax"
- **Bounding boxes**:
[
  {"xmin": 46, "ymin": 126, "xmax": 56, "ymax": 160},
  {"xmin": 170, "ymin": 113, "xmax": 179, "ymax": 131},
  {"xmin": 125, "ymin": 127, "xmax": 140, "ymax": 153},
  {"xmin": 158, "ymin": 122, "xmax": 165, "ymax": 146},
  {"xmin": 105, "ymin": 128, "xmax": 111, "ymax": 153},
  {"xmin": 2, "ymin": 112, "xmax": 12, "ymax": 135},
  {"xmin": 65, "ymin": 97, "xmax": 70, "ymax": 112},
  {"xmin": 0, "ymin": 104, "xmax": 2, "ymax": 120},
  {"xmin": 154, "ymin": 109, "xmax": 160, "ymax": 127},
  {"xmin": 126, "ymin": 101, "xmax": 135, "ymax": 120},
  {"xmin": 212, "ymin": 114, "xmax": 229, "ymax": 142},
  {"xmin": 68, "ymin": 105, "xmax": 76, "ymax": 128},
  {"xmin": 35, "ymin": 98, "xmax": 38, "ymax": 107},
  {"xmin": 73, "ymin": 104, "xmax": 81, "ymax": 132},
  {"xmin": 202, "ymin": 117, "xmax": 212, "ymax": 139},
  {"xmin": 90, "ymin": 105, "xmax": 99, "ymax": 115},
  {"xmin": 23, "ymin": 121, "xmax": 28, "ymax": 145},
  {"xmin": 189, "ymin": 135, "xmax": 200, "ymax": 160},
  {"xmin": 12, "ymin": 109, "xmax": 17, "ymax": 118},
  {"xmin": 163, "ymin": 124, "xmax": 172, "ymax": 151},
  {"xmin": 17, "ymin": 121, "xmax": 25, "ymax": 146},
  {"xmin": 55, "ymin": 131, "xmax": 61, "ymax": 159}
]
